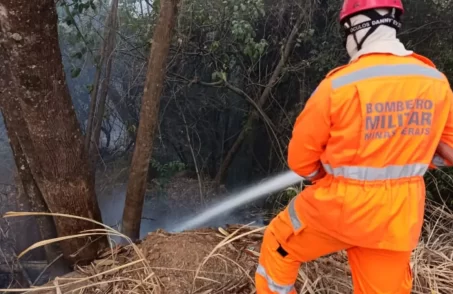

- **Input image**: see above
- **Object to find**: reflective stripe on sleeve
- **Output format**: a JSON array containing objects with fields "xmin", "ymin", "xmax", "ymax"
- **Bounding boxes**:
[
  {"xmin": 288, "ymin": 197, "xmax": 303, "ymax": 231},
  {"xmin": 322, "ymin": 163, "xmax": 428, "ymax": 181},
  {"xmin": 331, "ymin": 64, "xmax": 443, "ymax": 89},
  {"xmin": 256, "ymin": 264, "xmax": 295, "ymax": 294}
]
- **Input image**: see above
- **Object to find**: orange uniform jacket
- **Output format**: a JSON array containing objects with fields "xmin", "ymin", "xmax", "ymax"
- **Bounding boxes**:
[{"xmin": 285, "ymin": 53, "xmax": 453, "ymax": 251}]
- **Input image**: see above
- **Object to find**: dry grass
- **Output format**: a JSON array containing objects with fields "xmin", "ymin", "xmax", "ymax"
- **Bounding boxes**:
[
  {"xmin": 291, "ymin": 199, "xmax": 453, "ymax": 294},
  {"xmin": 0, "ymin": 212, "xmax": 161, "ymax": 293},
  {"xmin": 0, "ymin": 199, "xmax": 452, "ymax": 293}
]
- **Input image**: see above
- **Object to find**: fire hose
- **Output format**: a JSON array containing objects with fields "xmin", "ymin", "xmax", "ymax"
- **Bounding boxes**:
[{"xmin": 174, "ymin": 142, "xmax": 453, "ymax": 232}]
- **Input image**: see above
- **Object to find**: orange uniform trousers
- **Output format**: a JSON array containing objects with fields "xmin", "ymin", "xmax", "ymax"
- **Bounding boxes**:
[{"xmin": 255, "ymin": 204, "xmax": 413, "ymax": 294}]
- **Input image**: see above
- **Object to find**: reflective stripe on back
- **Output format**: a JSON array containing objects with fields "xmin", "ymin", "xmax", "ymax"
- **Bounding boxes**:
[
  {"xmin": 322, "ymin": 163, "xmax": 428, "ymax": 181},
  {"xmin": 256, "ymin": 264, "xmax": 295, "ymax": 294},
  {"xmin": 331, "ymin": 64, "xmax": 443, "ymax": 89}
]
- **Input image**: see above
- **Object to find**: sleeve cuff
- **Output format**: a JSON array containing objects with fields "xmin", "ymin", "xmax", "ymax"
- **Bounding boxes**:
[
  {"xmin": 304, "ymin": 169, "xmax": 320, "ymax": 180},
  {"xmin": 432, "ymin": 154, "xmax": 447, "ymax": 167}
]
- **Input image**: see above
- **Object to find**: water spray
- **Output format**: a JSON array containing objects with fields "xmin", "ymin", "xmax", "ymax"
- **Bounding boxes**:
[{"xmin": 173, "ymin": 170, "xmax": 304, "ymax": 232}]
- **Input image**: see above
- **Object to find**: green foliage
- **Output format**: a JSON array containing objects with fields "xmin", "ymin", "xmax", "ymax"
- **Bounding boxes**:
[
  {"xmin": 228, "ymin": 0, "xmax": 268, "ymax": 60},
  {"xmin": 150, "ymin": 159, "xmax": 187, "ymax": 187},
  {"xmin": 211, "ymin": 71, "xmax": 227, "ymax": 82},
  {"xmin": 85, "ymin": 84, "xmax": 94, "ymax": 94},
  {"xmin": 62, "ymin": 0, "xmax": 97, "ymax": 24},
  {"xmin": 57, "ymin": 0, "xmax": 102, "ymax": 83},
  {"xmin": 58, "ymin": 0, "xmax": 98, "ymax": 44},
  {"xmin": 179, "ymin": 0, "xmax": 268, "ymax": 81},
  {"xmin": 281, "ymin": 186, "xmax": 300, "ymax": 199},
  {"xmin": 118, "ymin": 0, "xmax": 157, "ymax": 49},
  {"xmin": 71, "ymin": 67, "xmax": 82, "ymax": 78},
  {"xmin": 295, "ymin": 29, "xmax": 315, "ymax": 48}
]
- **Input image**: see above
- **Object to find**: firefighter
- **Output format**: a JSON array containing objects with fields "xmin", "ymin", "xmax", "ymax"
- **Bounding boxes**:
[{"xmin": 255, "ymin": 0, "xmax": 453, "ymax": 293}]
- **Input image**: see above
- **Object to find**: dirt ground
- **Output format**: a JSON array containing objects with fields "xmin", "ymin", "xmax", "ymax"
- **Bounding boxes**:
[
  {"xmin": 4, "ymin": 201, "xmax": 453, "ymax": 294},
  {"xmin": 20, "ymin": 225, "xmax": 263, "ymax": 294},
  {"xmin": 139, "ymin": 227, "xmax": 261, "ymax": 293},
  {"xmin": 14, "ymin": 224, "xmax": 353, "ymax": 294}
]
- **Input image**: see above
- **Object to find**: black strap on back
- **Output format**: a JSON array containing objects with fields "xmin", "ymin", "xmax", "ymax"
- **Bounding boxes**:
[{"xmin": 343, "ymin": 8, "xmax": 402, "ymax": 51}]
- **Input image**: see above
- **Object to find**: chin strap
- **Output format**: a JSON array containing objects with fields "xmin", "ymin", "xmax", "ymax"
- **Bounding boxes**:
[{"xmin": 343, "ymin": 8, "xmax": 402, "ymax": 51}]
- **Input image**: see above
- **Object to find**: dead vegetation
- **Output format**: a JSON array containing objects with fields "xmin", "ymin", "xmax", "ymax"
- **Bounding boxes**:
[{"xmin": 0, "ymin": 198, "xmax": 452, "ymax": 294}]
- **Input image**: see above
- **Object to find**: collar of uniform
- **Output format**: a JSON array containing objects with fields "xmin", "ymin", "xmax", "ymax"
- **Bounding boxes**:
[{"xmin": 349, "ymin": 40, "xmax": 413, "ymax": 62}]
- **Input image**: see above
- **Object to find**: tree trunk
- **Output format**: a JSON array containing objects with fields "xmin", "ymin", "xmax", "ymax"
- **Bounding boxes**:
[
  {"xmin": 0, "ymin": 65, "xmax": 46, "ymax": 263},
  {"xmin": 13, "ymin": 170, "xmax": 46, "ymax": 262},
  {"xmin": 121, "ymin": 0, "xmax": 181, "ymax": 240},
  {"xmin": 88, "ymin": 0, "xmax": 119, "ymax": 169},
  {"xmin": 84, "ymin": 62, "xmax": 102, "ymax": 153},
  {"xmin": 5, "ymin": 117, "xmax": 70, "ymax": 275},
  {"xmin": 0, "ymin": 0, "xmax": 108, "ymax": 264},
  {"xmin": 214, "ymin": 16, "xmax": 303, "ymax": 186}
]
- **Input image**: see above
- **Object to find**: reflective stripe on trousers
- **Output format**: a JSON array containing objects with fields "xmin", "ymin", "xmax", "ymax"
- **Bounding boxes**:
[
  {"xmin": 322, "ymin": 163, "xmax": 428, "ymax": 181},
  {"xmin": 331, "ymin": 64, "xmax": 443, "ymax": 89},
  {"xmin": 256, "ymin": 264, "xmax": 295, "ymax": 294}
]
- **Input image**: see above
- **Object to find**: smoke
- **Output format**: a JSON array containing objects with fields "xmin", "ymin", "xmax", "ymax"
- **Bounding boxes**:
[
  {"xmin": 96, "ymin": 181, "xmax": 267, "ymax": 242},
  {"xmin": 172, "ymin": 170, "xmax": 304, "ymax": 232}
]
